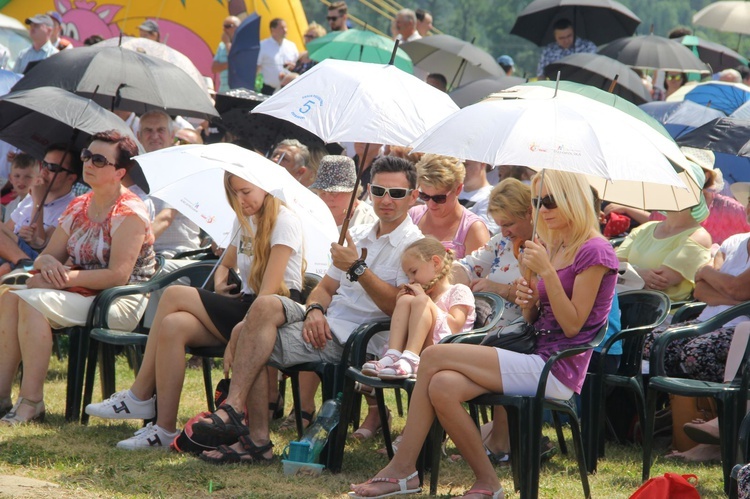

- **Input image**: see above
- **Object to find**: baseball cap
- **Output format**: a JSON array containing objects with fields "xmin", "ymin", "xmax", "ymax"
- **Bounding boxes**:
[
  {"xmin": 497, "ymin": 55, "xmax": 514, "ymax": 67},
  {"xmin": 25, "ymin": 14, "xmax": 54, "ymax": 28},
  {"xmin": 47, "ymin": 11, "xmax": 63, "ymax": 25},
  {"xmin": 138, "ymin": 19, "xmax": 160, "ymax": 33}
]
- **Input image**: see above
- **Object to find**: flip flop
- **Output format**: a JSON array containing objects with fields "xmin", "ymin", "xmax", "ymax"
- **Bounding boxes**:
[
  {"xmin": 348, "ymin": 470, "xmax": 421, "ymax": 498},
  {"xmin": 456, "ymin": 487, "xmax": 504, "ymax": 499}
]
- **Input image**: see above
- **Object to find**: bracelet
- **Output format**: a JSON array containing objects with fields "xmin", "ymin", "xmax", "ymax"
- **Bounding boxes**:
[{"xmin": 304, "ymin": 303, "xmax": 325, "ymax": 320}]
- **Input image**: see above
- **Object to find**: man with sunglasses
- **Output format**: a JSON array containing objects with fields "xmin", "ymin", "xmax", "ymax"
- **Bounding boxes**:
[
  {"xmin": 327, "ymin": 2, "xmax": 349, "ymax": 32},
  {"xmin": 212, "ymin": 16, "xmax": 241, "ymax": 93},
  {"xmin": 193, "ymin": 156, "xmax": 423, "ymax": 460},
  {"xmin": 0, "ymin": 145, "xmax": 79, "ymax": 277}
]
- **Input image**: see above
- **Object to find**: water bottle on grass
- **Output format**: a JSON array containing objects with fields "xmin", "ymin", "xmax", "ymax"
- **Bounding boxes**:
[{"xmin": 298, "ymin": 392, "xmax": 343, "ymax": 463}]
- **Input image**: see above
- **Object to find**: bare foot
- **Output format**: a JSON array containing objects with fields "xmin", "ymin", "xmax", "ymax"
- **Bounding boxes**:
[
  {"xmin": 349, "ymin": 467, "xmax": 420, "ymax": 497},
  {"xmin": 683, "ymin": 417, "xmax": 720, "ymax": 444},
  {"xmin": 665, "ymin": 444, "xmax": 721, "ymax": 462}
]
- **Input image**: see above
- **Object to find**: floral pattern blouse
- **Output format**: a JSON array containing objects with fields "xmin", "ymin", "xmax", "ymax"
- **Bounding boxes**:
[{"xmin": 59, "ymin": 190, "xmax": 156, "ymax": 283}]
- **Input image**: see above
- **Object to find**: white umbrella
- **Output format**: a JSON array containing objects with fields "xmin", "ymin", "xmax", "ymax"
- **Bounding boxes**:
[
  {"xmin": 134, "ymin": 143, "xmax": 338, "ymax": 276},
  {"xmin": 409, "ymin": 85, "xmax": 701, "ymax": 212},
  {"xmin": 252, "ymin": 58, "xmax": 459, "ymax": 242},
  {"xmin": 693, "ymin": 1, "xmax": 750, "ymax": 36},
  {"xmin": 0, "ymin": 13, "xmax": 28, "ymax": 37}
]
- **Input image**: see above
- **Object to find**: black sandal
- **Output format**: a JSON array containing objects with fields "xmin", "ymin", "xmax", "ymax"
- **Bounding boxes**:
[
  {"xmin": 199, "ymin": 435, "xmax": 275, "ymax": 465},
  {"xmin": 268, "ymin": 393, "xmax": 284, "ymax": 420},
  {"xmin": 191, "ymin": 403, "xmax": 249, "ymax": 445},
  {"xmin": 278, "ymin": 409, "xmax": 315, "ymax": 432}
]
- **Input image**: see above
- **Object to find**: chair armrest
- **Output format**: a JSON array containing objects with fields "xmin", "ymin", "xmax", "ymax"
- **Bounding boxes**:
[
  {"xmin": 341, "ymin": 320, "xmax": 391, "ymax": 368},
  {"xmin": 650, "ymin": 301, "xmax": 750, "ymax": 376},
  {"xmin": 672, "ymin": 301, "xmax": 707, "ymax": 324},
  {"xmin": 598, "ymin": 324, "xmax": 653, "ymax": 358}
]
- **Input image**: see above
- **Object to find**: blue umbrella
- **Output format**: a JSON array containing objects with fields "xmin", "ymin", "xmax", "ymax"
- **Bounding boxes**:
[
  {"xmin": 0, "ymin": 69, "xmax": 21, "ymax": 96},
  {"xmin": 684, "ymin": 81, "xmax": 750, "ymax": 115},
  {"xmin": 639, "ymin": 100, "xmax": 726, "ymax": 138},
  {"xmin": 228, "ymin": 13, "xmax": 261, "ymax": 91}
]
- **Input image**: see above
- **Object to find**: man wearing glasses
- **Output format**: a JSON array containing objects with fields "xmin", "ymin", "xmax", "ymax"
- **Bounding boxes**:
[
  {"xmin": 0, "ymin": 145, "xmax": 79, "ymax": 277},
  {"xmin": 212, "ymin": 16, "xmax": 241, "ymax": 93},
  {"xmin": 192, "ymin": 156, "xmax": 424, "ymax": 460},
  {"xmin": 327, "ymin": 2, "xmax": 349, "ymax": 32}
]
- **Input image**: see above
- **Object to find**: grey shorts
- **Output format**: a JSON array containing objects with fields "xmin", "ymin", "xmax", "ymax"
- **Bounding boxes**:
[{"xmin": 270, "ymin": 296, "xmax": 345, "ymax": 367}]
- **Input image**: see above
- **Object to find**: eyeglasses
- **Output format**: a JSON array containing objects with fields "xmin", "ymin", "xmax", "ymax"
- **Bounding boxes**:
[
  {"xmin": 326, "ymin": 16, "xmax": 339, "ymax": 21},
  {"xmin": 665, "ymin": 75, "xmax": 683, "ymax": 81},
  {"xmin": 418, "ymin": 191, "xmax": 448, "ymax": 204},
  {"xmin": 370, "ymin": 184, "xmax": 413, "ymax": 199},
  {"xmin": 42, "ymin": 160, "xmax": 74, "ymax": 174},
  {"xmin": 81, "ymin": 149, "xmax": 116, "ymax": 168},
  {"xmin": 303, "ymin": 34, "xmax": 315, "ymax": 40},
  {"xmin": 223, "ymin": 24, "xmax": 236, "ymax": 29},
  {"xmin": 531, "ymin": 195, "xmax": 558, "ymax": 210}
]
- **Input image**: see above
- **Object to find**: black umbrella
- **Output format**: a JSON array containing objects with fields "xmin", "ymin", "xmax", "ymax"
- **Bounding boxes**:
[
  {"xmin": 448, "ymin": 75, "xmax": 527, "ymax": 108},
  {"xmin": 511, "ymin": 0, "xmax": 641, "ymax": 46},
  {"xmin": 213, "ymin": 87, "xmax": 268, "ymax": 114},
  {"xmin": 10, "ymin": 46, "xmax": 218, "ymax": 120},
  {"xmin": 676, "ymin": 117, "xmax": 750, "ymax": 157},
  {"xmin": 598, "ymin": 34, "xmax": 710, "ymax": 73},
  {"xmin": 544, "ymin": 52, "xmax": 651, "ymax": 104},
  {"xmin": 675, "ymin": 35, "xmax": 748, "ymax": 72}
]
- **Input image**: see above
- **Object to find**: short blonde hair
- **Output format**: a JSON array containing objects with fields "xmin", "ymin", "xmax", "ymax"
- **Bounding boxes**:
[
  {"xmin": 487, "ymin": 178, "xmax": 531, "ymax": 220},
  {"xmin": 530, "ymin": 170, "xmax": 600, "ymax": 261},
  {"xmin": 415, "ymin": 154, "xmax": 465, "ymax": 190},
  {"xmin": 306, "ymin": 22, "xmax": 327, "ymax": 38}
]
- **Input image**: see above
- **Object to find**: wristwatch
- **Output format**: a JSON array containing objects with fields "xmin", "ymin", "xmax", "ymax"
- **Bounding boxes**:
[
  {"xmin": 346, "ymin": 259, "xmax": 368, "ymax": 282},
  {"xmin": 304, "ymin": 303, "xmax": 326, "ymax": 320}
]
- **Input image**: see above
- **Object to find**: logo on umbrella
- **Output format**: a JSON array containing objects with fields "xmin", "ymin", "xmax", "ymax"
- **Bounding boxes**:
[{"xmin": 292, "ymin": 95, "xmax": 324, "ymax": 120}]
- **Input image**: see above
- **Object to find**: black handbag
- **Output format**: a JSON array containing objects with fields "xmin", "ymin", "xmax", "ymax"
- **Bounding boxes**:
[{"xmin": 480, "ymin": 319, "xmax": 538, "ymax": 354}]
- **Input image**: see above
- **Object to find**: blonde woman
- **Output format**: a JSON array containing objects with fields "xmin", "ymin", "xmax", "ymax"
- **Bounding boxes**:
[
  {"xmin": 85, "ymin": 172, "xmax": 305, "ymax": 450},
  {"xmin": 350, "ymin": 170, "xmax": 618, "ymax": 499},
  {"xmin": 409, "ymin": 154, "xmax": 490, "ymax": 259}
]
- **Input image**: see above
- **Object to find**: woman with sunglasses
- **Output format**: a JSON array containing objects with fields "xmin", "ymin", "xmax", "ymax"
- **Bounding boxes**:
[
  {"xmin": 663, "ymin": 71, "xmax": 687, "ymax": 100},
  {"xmin": 409, "ymin": 154, "xmax": 490, "ymax": 259},
  {"xmin": 85, "ymin": 171, "xmax": 306, "ymax": 450},
  {"xmin": 0, "ymin": 130, "xmax": 156, "ymax": 424},
  {"xmin": 292, "ymin": 22, "xmax": 327, "ymax": 75},
  {"xmin": 350, "ymin": 170, "xmax": 618, "ymax": 498}
]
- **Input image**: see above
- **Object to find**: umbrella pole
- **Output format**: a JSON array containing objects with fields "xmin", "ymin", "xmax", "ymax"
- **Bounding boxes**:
[
  {"xmin": 339, "ymin": 143, "xmax": 369, "ymax": 245},
  {"xmin": 524, "ymin": 169, "xmax": 546, "ymax": 284},
  {"xmin": 607, "ymin": 74, "xmax": 620, "ymax": 93},
  {"xmin": 200, "ymin": 225, "xmax": 243, "ymax": 289}
]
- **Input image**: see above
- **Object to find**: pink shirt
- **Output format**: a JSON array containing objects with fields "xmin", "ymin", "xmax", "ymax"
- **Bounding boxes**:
[{"xmin": 409, "ymin": 204, "xmax": 487, "ymax": 259}]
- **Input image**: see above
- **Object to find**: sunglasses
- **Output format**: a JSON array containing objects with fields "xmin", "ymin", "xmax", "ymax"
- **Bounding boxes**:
[
  {"xmin": 418, "ymin": 191, "xmax": 448, "ymax": 204},
  {"xmin": 326, "ymin": 16, "xmax": 339, "ymax": 21},
  {"xmin": 81, "ymin": 149, "xmax": 116, "ymax": 168},
  {"xmin": 42, "ymin": 160, "xmax": 74, "ymax": 174},
  {"xmin": 223, "ymin": 23, "xmax": 236, "ymax": 29},
  {"xmin": 303, "ymin": 34, "xmax": 315, "ymax": 40},
  {"xmin": 665, "ymin": 75, "xmax": 683, "ymax": 81},
  {"xmin": 370, "ymin": 184, "xmax": 413, "ymax": 199},
  {"xmin": 532, "ymin": 195, "xmax": 558, "ymax": 210}
]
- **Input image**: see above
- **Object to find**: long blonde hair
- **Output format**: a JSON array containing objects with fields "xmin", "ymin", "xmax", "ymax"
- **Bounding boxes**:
[
  {"xmin": 530, "ymin": 170, "xmax": 600, "ymax": 262},
  {"xmin": 403, "ymin": 236, "xmax": 454, "ymax": 291},
  {"xmin": 224, "ymin": 172, "xmax": 301, "ymax": 297}
]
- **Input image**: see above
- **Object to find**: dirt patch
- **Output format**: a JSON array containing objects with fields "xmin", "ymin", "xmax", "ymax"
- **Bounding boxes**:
[{"xmin": 0, "ymin": 475, "xmax": 59, "ymax": 498}]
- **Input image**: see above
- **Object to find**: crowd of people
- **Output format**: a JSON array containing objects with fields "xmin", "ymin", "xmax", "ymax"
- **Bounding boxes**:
[{"xmin": 3, "ymin": 3, "xmax": 750, "ymax": 499}]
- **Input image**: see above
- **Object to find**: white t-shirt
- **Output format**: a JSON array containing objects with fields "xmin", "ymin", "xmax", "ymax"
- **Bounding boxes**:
[
  {"xmin": 257, "ymin": 37, "xmax": 299, "ymax": 89},
  {"xmin": 696, "ymin": 232, "xmax": 750, "ymax": 327},
  {"xmin": 396, "ymin": 32, "xmax": 422, "ymax": 43},
  {"xmin": 152, "ymin": 198, "xmax": 202, "ymax": 257},
  {"xmin": 11, "ymin": 190, "xmax": 76, "ymax": 235},
  {"xmin": 231, "ymin": 205, "xmax": 304, "ymax": 295},
  {"xmin": 325, "ymin": 216, "xmax": 423, "ymax": 344}
]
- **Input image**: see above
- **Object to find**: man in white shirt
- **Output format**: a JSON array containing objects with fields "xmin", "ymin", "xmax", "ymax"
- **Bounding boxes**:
[
  {"xmin": 0, "ymin": 145, "xmax": 79, "ymax": 276},
  {"xmin": 256, "ymin": 18, "xmax": 299, "ymax": 95},
  {"xmin": 394, "ymin": 9, "xmax": 422, "ymax": 44},
  {"xmin": 13, "ymin": 14, "xmax": 59, "ymax": 74},
  {"xmin": 193, "ymin": 156, "xmax": 424, "ymax": 461}
]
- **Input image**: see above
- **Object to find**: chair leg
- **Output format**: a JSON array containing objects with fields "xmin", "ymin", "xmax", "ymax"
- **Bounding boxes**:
[
  {"xmin": 290, "ymin": 373, "xmax": 304, "ymax": 440},
  {"xmin": 375, "ymin": 388, "xmax": 395, "ymax": 459},
  {"xmin": 505, "ymin": 406, "xmax": 522, "ymax": 494},
  {"xmin": 81, "ymin": 338, "xmax": 101, "ymax": 425},
  {"xmin": 394, "ymin": 387, "xmax": 404, "ymax": 417},
  {"xmin": 201, "ymin": 357, "xmax": 214, "ymax": 413},
  {"xmin": 642, "ymin": 388, "xmax": 659, "ymax": 483},
  {"xmin": 551, "ymin": 410, "xmax": 568, "ymax": 455},
  {"xmin": 328, "ymin": 373, "xmax": 357, "ymax": 473},
  {"xmin": 99, "ymin": 345, "xmax": 117, "ymax": 399},
  {"xmin": 719, "ymin": 397, "xmax": 746, "ymax": 495},
  {"xmin": 65, "ymin": 327, "xmax": 87, "ymax": 422},
  {"xmin": 580, "ymin": 374, "xmax": 601, "ymax": 473},
  {"xmin": 568, "ymin": 414, "xmax": 592, "ymax": 498}
]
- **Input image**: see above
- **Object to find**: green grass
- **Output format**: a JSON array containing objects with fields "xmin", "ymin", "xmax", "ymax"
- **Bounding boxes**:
[{"xmin": 0, "ymin": 355, "xmax": 729, "ymax": 498}]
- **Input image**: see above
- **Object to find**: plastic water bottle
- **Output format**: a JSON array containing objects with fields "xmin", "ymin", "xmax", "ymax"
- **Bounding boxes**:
[{"xmin": 298, "ymin": 392, "xmax": 343, "ymax": 463}]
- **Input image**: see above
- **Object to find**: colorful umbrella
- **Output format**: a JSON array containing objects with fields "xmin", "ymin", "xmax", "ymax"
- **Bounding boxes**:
[
  {"xmin": 306, "ymin": 30, "xmax": 413, "ymax": 73},
  {"xmin": 683, "ymin": 81, "xmax": 750, "ymax": 115}
]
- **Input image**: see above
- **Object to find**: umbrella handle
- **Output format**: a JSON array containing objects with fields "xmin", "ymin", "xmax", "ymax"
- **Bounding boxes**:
[{"xmin": 338, "ymin": 144, "xmax": 370, "ymax": 245}]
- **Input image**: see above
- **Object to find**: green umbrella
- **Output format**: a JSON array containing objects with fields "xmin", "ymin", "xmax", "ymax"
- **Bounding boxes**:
[
  {"xmin": 529, "ymin": 80, "xmax": 672, "ymax": 140},
  {"xmin": 306, "ymin": 29, "xmax": 413, "ymax": 74}
]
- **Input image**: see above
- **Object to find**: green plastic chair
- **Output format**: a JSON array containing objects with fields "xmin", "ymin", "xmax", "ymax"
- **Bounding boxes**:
[
  {"xmin": 671, "ymin": 301, "xmax": 707, "ymax": 324},
  {"xmin": 579, "ymin": 290, "xmax": 670, "ymax": 473},
  {"xmin": 329, "ymin": 292, "xmax": 506, "ymax": 478},
  {"xmin": 642, "ymin": 301, "xmax": 750, "ymax": 494}
]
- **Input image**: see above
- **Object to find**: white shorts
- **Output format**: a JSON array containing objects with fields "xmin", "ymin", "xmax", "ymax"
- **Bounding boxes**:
[{"xmin": 495, "ymin": 348, "xmax": 574, "ymax": 400}]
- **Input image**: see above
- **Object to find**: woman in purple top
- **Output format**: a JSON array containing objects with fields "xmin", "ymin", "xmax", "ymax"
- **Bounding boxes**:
[{"xmin": 349, "ymin": 170, "xmax": 617, "ymax": 499}]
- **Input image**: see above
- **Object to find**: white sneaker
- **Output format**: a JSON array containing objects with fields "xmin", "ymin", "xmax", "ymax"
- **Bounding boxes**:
[
  {"xmin": 85, "ymin": 390, "xmax": 155, "ymax": 420},
  {"xmin": 116, "ymin": 423, "xmax": 179, "ymax": 450}
]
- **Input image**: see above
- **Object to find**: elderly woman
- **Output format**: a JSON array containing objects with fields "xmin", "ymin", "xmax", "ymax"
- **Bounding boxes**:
[
  {"xmin": 310, "ymin": 155, "xmax": 376, "ymax": 229},
  {"xmin": 409, "ymin": 154, "xmax": 489, "ymax": 259},
  {"xmin": 0, "ymin": 131, "xmax": 155, "ymax": 424}
]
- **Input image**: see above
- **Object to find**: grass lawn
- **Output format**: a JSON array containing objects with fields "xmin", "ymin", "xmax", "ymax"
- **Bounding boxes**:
[{"xmin": 0, "ymin": 354, "xmax": 729, "ymax": 498}]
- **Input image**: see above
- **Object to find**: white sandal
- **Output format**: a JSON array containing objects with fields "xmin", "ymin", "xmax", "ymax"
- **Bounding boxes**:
[
  {"xmin": 348, "ymin": 470, "xmax": 421, "ymax": 498},
  {"xmin": 0, "ymin": 397, "xmax": 45, "ymax": 425}
]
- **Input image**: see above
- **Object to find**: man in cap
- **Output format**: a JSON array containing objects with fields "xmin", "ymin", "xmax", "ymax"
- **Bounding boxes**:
[
  {"xmin": 13, "ymin": 14, "xmax": 58, "ymax": 74},
  {"xmin": 47, "ymin": 11, "xmax": 72, "ymax": 51},
  {"xmin": 497, "ymin": 55, "xmax": 514, "ymax": 76},
  {"xmin": 536, "ymin": 18, "xmax": 595, "ymax": 78},
  {"xmin": 138, "ymin": 20, "xmax": 160, "ymax": 42}
]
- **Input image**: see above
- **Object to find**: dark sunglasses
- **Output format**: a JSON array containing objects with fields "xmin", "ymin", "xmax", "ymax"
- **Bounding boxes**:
[
  {"xmin": 223, "ymin": 23, "xmax": 236, "ymax": 29},
  {"xmin": 370, "ymin": 184, "xmax": 412, "ymax": 199},
  {"xmin": 42, "ymin": 160, "xmax": 74, "ymax": 174},
  {"xmin": 81, "ymin": 149, "xmax": 116, "ymax": 168},
  {"xmin": 532, "ymin": 195, "xmax": 558, "ymax": 210},
  {"xmin": 326, "ymin": 16, "xmax": 339, "ymax": 21},
  {"xmin": 418, "ymin": 191, "xmax": 448, "ymax": 204}
]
